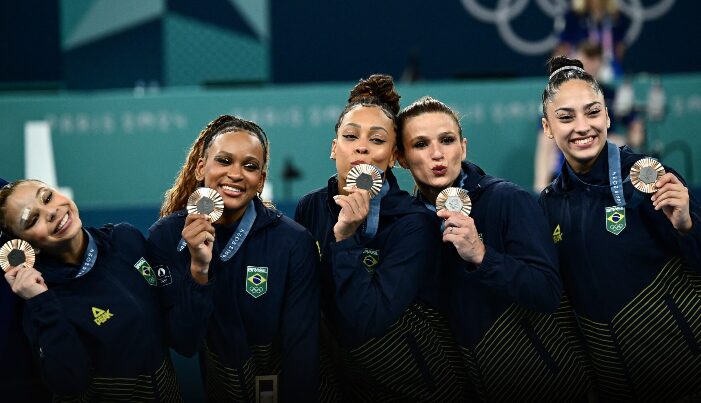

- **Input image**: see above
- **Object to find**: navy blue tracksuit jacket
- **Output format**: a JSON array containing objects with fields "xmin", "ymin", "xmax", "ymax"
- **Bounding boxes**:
[
  {"xmin": 1, "ymin": 176, "xmax": 50, "ymax": 402},
  {"xmin": 24, "ymin": 224, "xmax": 181, "ymax": 402},
  {"xmin": 148, "ymin": 198, "xmax": 319, "ymax": 403},
  {"xmin": 295, "ymin": 168, "xmax": 465, "ymax": 402},
  {"xmin": 432, "ymin": 162, "xmax": 592, "ymax": 402},
  {"xmin": 540, "ymin": 145, "xmax": 701, "ymax": 401},
  {"xmin": 1, "ymin": 226, "xmax": 51, "ymax": 402}
]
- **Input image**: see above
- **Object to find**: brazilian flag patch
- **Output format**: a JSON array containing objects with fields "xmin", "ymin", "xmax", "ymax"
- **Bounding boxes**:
[
  {"xmin": 361, "ymin": 248, "xmax": 380, "ymax": 273},
  {"xmin": 246, "ymin": 266, "xmax": 268, "ymax": 298},
  {"xmin": 605, "ymin": 206, "xmax": 626, "ymax": 235},
  {"xmin": 133, "ymin": 257, "xmax": 157, "ymax": 286}
]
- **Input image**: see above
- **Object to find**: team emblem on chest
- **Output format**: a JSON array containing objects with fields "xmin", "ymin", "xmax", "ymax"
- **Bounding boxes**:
[
  {"xmin": 246, "ymin": 266, "xmax": 268, "ymax": 298},
  {"xmin": 134, "ymin": 257, "xmax": 157, "ymax": 286},
  {"xmin": 362, "ymin": 248, "xmax": 380, "ymax": 273},
  {"xmin": 605, "ymin": 206, "xmax": 626, "ymax": 235}
]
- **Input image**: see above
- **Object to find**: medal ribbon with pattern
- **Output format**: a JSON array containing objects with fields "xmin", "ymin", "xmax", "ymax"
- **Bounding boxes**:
[
  {"xmin": 219, "ymin": 200, "xmax": 257, "ymax": 261},
  {"xmin": 74, "ymin": 230, "xmax": 98, "ymax": 278},
  {"xmin": 364, "ymin": 179, "xmax": 389, "ymax": 238},
  {"xmin": 564, "ymin": 142, "xmax": 629, "ymax": 235},
  {"xmin": 178, "ymin": 200, "xmax": 257, "ymax": 262},
  {"xmin": 607, "ymin": 141, "xmax": 626, "ymax": 207},
  {"xmin": 565, "ymin": 141, "xmax": 628, "ymax": 207}
]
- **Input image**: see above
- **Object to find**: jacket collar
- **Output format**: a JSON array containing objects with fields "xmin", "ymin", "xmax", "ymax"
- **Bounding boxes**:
[
  {"xmin": 551, "ymin": 144, "xmax": 641, "ymax": 195},
  {"xmin": 37, "ymin": 226, "xmax": 115, "ymax": 284}
]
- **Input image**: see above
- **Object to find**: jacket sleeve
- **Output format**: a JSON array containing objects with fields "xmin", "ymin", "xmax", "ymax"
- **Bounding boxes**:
[
  {"xmin": 647, "ymin": 169, "xmax": 701, "ymax": 271},
  {"xmin": 674, "ymin": 208, "xmax": 701, "ymax": 268},
  {"xmin": 326, "ymin": 213, "xmax": 439, "ymax": 341},
  {"xmin": 293, "ymin": 197, "xmax": 305, "ymax": 225},
  {"xmin": 22, "ymin": 290, "xmax": 93, "ymax": 395},
  {"xmin": 147, "ymin": 218, "xmax": 214, "ymax": 357},
  {"xmin": 469, "ymin": 187, "xmax": 562, "ymax": 313},
  {"xmin": 279, "ymin": 230, "xmax": 320, "ymax": 403}
]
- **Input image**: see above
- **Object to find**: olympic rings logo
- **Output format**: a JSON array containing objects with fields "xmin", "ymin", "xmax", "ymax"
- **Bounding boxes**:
[{"xmin": 460, "ymin": 0, "xmax": 676, "ymax": 55}]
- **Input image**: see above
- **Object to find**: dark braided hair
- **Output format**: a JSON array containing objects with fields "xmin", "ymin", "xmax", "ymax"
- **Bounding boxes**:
[{"xmin": 160, "ymin": 115, "xmax": 269, "ymax": 217}]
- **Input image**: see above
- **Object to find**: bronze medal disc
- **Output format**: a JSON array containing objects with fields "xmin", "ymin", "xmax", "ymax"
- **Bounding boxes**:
[
  {"xmin": 346, "ymin": 164, "xmax": 383, "ymax": 198},
  {"xmin": 187, "ymin": 187, "xmax": 224, "ymax": 222},
  {"xmin": 630, "ymin": 158, "xmax": 665, "ymax": 193},
  {"xmin": 436, "ymin": 187, "xmax": 471, "ymax": 216},
  {"xmin": 0, "ymin": 239, "xmax": 36, "ymax": 272}
]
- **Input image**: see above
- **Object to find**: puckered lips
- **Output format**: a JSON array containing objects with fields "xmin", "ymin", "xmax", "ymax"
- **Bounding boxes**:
[{"xmin": 432, "ymin": 165, "xmax": 448, "ymax": 176}]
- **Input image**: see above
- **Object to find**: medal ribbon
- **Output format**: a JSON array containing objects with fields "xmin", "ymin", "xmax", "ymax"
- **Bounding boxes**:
[
  {"xmin": 177, "ymin": 200, "xmax": 257, "ymax": 262},
  {"xmin": 607, "ymin": 141, "xmax": 626, "ymax": 207},
  {"xmin": 364, "ymin": 178, "xmax": 389, "ymax": 238},
  {"xmin": 74, "ymin": 230, "xmax": 98, "ymax": 278},
  {"xmin": 219, "ymin": 200, "xmax": 256, "ymax": 261},
  {"xmin": 565, "ymin": 141, "xmax": 627, "ymax": 207}
]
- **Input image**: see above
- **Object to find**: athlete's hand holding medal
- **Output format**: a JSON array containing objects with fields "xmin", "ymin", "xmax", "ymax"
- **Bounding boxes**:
[
  {"xmin": 183, "ymin": 187, "xmax": 222, "ymax": 282},
  {"xmin": 435, "ymin": 188, "xmax": 485, "ymax": 265},
  {"xmin": 333, "ymin": 164, "xmax": 381, "ymax": 242},
  {"xmin": 1, "ymin": 239, "xmax": 46, "ymax": 299},
  {"xmin": 631, "ymin": 158, "xmax": 693, "ymax": 234}
]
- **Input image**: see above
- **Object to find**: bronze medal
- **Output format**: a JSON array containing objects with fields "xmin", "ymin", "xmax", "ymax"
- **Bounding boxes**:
[
  {"xmin": 630, "ymin": 158, "xmax": 665, "ymax": 193},
  {"xmin": 0, "ymin": 239, "xmax": 36, "ymax": 272},
  {"xmin": 436, "ymin": 187, "xmax": 471, "ymax": 216},
  {"xmin": 187, "ymin": 187, "xmax": 224, "ymax": 222},
  {"xmin": 346, "ymin": 164, "xmax": 383, "ymax": 198}
]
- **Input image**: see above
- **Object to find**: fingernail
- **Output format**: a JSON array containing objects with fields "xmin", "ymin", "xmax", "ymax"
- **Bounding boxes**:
[{"xmin": 333, "ymin": 195, "xmax": 340, "ymax": 200}]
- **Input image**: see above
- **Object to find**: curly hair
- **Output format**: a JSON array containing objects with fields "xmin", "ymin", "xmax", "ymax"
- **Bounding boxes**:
[{"xmin": 334, "ymin": 74, "xmax": 401, "ymax": 133}]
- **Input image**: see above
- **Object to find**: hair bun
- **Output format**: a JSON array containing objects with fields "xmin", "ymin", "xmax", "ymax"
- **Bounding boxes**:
[
  {"xmin": 547, "ymin": 55, "xmax": 584, "ymax": 75},
  {"xmin": 348, "ymin": 74, "xmax": 400, "ymax": 115}
]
